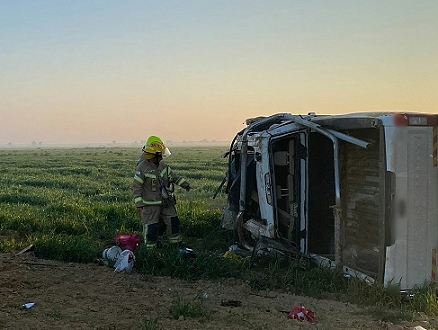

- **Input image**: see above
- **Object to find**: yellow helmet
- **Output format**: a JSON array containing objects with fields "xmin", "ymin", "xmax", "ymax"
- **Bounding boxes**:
[{"xmin": 142, "ymin": 136, "xmax": 171, "ymax": 158}]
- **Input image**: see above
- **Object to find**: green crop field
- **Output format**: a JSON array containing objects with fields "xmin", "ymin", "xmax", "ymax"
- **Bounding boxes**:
[
  {"xmin": 1, "ymin": 145, "xmax": 438, "ymax": 317},
  {"xmin": 0, "ymin": 146, "xmax": 230, "ymax": 259}
]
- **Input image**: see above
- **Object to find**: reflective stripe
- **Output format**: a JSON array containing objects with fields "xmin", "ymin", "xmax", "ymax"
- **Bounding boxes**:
[
  {"xmin": 142, "ymin": 224, "xmax": 148, "ymax": 244},
  {"xmin": 166, "ymin": 166, "xmax": 172, "ymax": 180},
  {"xmin": 176, "ymin": 178, "xmax": 186, "ymax": 185},
  {"xmin": 143, "ymin": 200, "xmax": 162, "ymax": 205},
  {"xmin": 146, "ymin": 243, "xmax": 156, "ymax": 249},
  {"xmin": 159, "ymin": 168, "xmax": 167, "ymax": 177},
  {"xmin": 168, "ymin": 234, "xmax": 182, "ymax": 243},
  {"xmin": 144, "ymin": 172, "xmax": 156, "ymax": 179},
  {"xmin": 134, "ymin": 175, "xmax": 144, "ymax": 184},
  {"xmin": 134, "ymin": 197, "xmax": 143, "ymax": 203}
]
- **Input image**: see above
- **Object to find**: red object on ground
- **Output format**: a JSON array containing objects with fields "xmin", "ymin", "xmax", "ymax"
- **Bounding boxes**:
[
  {"xmin": 287, "ymin": 306, "xmax": 315, "ymax": 322},
  {"xmin": 114, "ymin": 234, "xmax": 141, "ymax": 251}
]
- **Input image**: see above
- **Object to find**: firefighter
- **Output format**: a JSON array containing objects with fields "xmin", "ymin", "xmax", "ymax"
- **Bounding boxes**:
[{"xmin": 132, "ymin": 136, "xmax": 191, "ymax": 249}]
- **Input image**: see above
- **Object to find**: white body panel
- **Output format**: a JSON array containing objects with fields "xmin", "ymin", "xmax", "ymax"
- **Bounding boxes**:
[{"xmin": 384, "ymin": 126, "xmax": 438, "ymax": 289}]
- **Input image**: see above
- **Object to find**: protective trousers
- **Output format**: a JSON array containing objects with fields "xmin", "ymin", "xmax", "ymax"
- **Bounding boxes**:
[{"xmin": 140, "ymin": 205, "xmax": 182, "ymax": 249}]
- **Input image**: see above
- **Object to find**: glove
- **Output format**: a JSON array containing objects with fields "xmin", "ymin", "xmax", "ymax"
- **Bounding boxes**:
[{"xmin": 185, "ymin": 185, "xmax": 191, "ymax": 192}]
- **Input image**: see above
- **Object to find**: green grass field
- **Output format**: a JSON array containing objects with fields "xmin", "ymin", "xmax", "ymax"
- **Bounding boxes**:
[
  {"xmin": 0, "ymin": 146, "xmax": 229, "ymax": 256},
  {"xmin": 1, "ymin": 145, "xmax": 438, "ymax": 318}
]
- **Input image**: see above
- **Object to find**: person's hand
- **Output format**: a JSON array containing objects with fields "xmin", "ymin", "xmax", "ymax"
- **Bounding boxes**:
[
  {"xmin": 185, "ymin": 185, "xmax": 191, "ymax": 192},
  {"xmin": 136, "ymin": 206, "xmax": 143, "ymax": 213}
]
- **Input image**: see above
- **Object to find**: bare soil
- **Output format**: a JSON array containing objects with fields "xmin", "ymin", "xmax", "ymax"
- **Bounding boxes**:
[{"xmin": 0, "ymin": 252, "xmax": 435, "ymax": 330}]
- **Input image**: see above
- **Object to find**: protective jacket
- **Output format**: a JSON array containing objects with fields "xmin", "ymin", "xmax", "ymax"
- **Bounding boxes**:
[{"xmin": 132, "ymin": 159, "xmax": 190, "ymax": 207}]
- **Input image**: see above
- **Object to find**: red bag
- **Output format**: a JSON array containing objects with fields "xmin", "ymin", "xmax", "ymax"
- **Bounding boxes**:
[{"xmin": 114, "ymin": 234, "xmax": 140, "ymax": 251}]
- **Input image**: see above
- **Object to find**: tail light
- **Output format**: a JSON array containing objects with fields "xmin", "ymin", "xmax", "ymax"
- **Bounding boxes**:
[{"xmin": 392, "ymin": 113, "xmax": 437, "ymax": 126}]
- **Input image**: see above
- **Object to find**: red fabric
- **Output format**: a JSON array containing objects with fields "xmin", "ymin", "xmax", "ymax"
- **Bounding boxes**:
[
  {"xmin": 287, "ymin": 306, "xmax": 315, "ymax": 322},
  {"xmin": 114, "ymin": 234, "xmax": 140, "ymax": 251}
]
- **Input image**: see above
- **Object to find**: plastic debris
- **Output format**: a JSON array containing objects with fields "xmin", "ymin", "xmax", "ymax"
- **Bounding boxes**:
[
  {"xmin": 114, "ymin": 249, "xmax": 135, "ymax": 272},
  {"xmin": 22, "ymin": 302, "xmax": 35, "ymax": 309},
  {"xmin": 16, "ymin": 244, "xmax": 35, "ymax": 256},
  {"xmin": 287, "ymin": 306, "xmax": 315, "ymax": 322},
  {"xmin": 102, "ymin": 246, "xmax": 122, "ymax": 261},
  {"xmin": 114, "ymin": 234, "xmax": 140, "ymax": 251},
  {"xmin": 223, "ymin": 250, "xmax": 242, "ymax": 261},
  {"xmin": 178, "ymin": 246, "xmax": 196, "ymax": 259}
]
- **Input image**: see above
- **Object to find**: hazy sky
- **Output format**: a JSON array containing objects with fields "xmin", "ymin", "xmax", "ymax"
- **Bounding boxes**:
[{"xmin": 1, "ymin": 1, "xmax": 437, "ymax": 145}]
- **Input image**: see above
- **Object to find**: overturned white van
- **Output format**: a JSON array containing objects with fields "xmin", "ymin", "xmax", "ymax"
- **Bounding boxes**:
[{"xmin": 222, "ymin": 112, "xmax": 438, "ymax": 290}]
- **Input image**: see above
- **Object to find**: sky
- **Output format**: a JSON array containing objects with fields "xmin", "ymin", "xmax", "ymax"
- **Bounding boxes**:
[{"xmin": 1, "ymin": 1, "xmax": 437, "ymax": 145}]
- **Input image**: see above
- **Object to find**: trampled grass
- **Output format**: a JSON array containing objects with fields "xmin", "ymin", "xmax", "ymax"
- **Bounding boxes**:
[{"xmin": 1, "ymin": 145, "xmax": 438, "ymax": 319}]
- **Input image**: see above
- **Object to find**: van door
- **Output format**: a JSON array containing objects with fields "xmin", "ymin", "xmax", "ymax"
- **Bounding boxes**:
[
  {"xmin": 307, "ymin": 132, "xmax": 336, "ymax": 259},
  {"xmin": 271, "ymin": 133, "xmax": 307, "ymax": 252}
]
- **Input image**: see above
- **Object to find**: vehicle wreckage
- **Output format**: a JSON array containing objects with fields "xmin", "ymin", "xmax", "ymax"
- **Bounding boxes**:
[{"xmin": 221, "ymin": 112, "xmax": 438, "ymax": 290}]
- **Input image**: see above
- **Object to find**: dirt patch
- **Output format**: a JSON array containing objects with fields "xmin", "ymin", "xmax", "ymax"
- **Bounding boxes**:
[{"xmin": 0, "ymin": 252, "xmax": 434, "ymax": 329}]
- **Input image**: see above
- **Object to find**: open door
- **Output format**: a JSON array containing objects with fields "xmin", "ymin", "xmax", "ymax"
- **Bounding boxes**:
[
  {"xmin": 271, "ymin": 133, "xmax": 307, "ymax": 251},
  {"xmin": 307, "ymin": 133, "xmax": 336, "ymax": 259}
]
